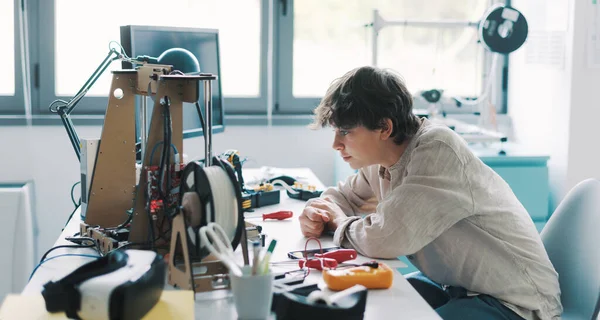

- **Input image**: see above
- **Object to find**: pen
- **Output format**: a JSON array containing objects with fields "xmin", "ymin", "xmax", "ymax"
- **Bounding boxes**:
[
  {"xmin": 260, "ymin": 239, "xmax": 277, "ymax": 275},
  {"xmin": 251, "ymin": 241, "xmax": 260, "ymax": 275}
]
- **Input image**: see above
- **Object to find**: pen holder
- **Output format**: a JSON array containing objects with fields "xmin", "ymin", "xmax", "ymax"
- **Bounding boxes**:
[{"xmin": 230, "ymin": 266, "xmax": 274, "ymax": 320}]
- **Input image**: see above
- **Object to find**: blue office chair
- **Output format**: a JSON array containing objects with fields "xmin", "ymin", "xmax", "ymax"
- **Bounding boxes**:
[{"xmin": 541, "ymin": 178, "xmax": 600, "ymax": 319}]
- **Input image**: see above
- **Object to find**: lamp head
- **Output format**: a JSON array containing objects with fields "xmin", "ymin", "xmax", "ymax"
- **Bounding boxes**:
[{"xmin": 157, "ymin": 48, "xmax": 201, "ymax": 74}]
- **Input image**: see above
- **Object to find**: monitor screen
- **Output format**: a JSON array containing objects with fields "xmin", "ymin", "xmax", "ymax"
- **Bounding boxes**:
[{"xmin": 120, "ymin": 25, "xmax": 225, "ymax": 139}]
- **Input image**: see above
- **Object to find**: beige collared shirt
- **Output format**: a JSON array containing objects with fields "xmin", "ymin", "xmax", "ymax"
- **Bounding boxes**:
[{"xmin": 324, "ymin": 118, "xmax": 562, "ymax": 320}]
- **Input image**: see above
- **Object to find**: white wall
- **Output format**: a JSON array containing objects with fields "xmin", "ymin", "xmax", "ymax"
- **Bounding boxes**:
[
  {"xmin": 565, "ymin": 1, "xmax": 600, "ymax": 190},
  {"xmin": 510, "ymin": 0, "xmax": 600, "ymax": 211},
  {"xmin": 0, "ymin": 124, "xmax": 335, "ymax": 263}
]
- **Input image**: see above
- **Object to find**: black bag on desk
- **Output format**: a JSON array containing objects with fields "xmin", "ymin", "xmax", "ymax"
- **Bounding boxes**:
[
  {"xmin": 273, "ymin": 283, "xmax": 368, "ymax": 320},
  {"xmin": 41, "ymin": 249, "xmax": 165, "ymax": 320}
]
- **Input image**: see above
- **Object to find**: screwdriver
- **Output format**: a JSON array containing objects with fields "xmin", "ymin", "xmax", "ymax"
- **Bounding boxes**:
[
  {"xmin": 263, "ymin": 210, "xmax": 293, "ymax": 221},
  {"xmin": 299, "ymin": 258, "xmax": 338, "ymax": 270},
  {"xmin": 314, "ymin": 249, "xmax": 357, "ymax": 263}
]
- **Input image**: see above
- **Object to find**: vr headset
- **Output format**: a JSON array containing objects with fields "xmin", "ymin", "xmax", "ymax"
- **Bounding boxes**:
[{"xmin": 42, "ymin": 249, "xmax": 166, "ymax": 320}]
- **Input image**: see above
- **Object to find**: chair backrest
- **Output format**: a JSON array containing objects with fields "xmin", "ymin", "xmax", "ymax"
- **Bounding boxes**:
[{"xmin": 541, "ymin": 179, "xmax": 600, "ymax": 319}]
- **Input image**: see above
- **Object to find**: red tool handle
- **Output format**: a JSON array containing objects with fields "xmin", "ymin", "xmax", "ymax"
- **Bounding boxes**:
[
  {"xmin": 314, "ymin": 249, "xmax": 357, "ymax": 263},
  {"xmin": 299, "ymin": 258, "xmax": 338, "ymax": 270},
  {"xmin": 263, "ymin": 210, "xmax": 293, "ymax": 221}
]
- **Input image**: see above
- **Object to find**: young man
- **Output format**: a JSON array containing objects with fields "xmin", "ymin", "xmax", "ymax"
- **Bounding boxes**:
[{"xmin": 299, "ymin": 66, "xmax": 562, "ymax": 320}]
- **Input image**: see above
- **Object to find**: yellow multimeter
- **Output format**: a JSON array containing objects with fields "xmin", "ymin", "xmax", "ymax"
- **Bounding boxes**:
[{"xmin": 323, "ymin": 262, "xmax": 394, "ymax": 291}]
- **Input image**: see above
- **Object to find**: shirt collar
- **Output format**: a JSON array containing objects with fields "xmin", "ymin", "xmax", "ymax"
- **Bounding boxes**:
[{"xmin": 378, "ymin": 117, "xmax": 429, "ymax": 181}]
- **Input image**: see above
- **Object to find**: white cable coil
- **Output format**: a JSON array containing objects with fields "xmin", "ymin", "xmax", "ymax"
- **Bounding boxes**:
[
  {"xmin": 202, "ymin": 166, "xmax": 239, "ymax": 242},
  {"xmin": 270, "ymin": 179, "xmax": 299, "ymax": 195}
]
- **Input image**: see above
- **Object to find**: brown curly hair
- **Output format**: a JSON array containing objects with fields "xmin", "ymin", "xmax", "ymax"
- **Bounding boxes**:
[{"xmin": 311, "ymin": 66, "xmax": 421, "ymax": 145}]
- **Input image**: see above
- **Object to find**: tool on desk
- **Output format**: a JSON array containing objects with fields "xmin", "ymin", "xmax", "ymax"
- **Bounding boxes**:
[
  {"xmin": 251, "ymin": 241, "xmax": 260, "ymax": 275},
  {"xmin": 271, "ymin": 258, "xmax": 338, "ymax": 271},
  {"xmin": 259, "ymin": 239, "xmax": 277, "ymax": 275},
  {"xmin": 273, "ymin": 248, "xmax": 359, "ymax": 274},
  {"xmin": 245, "ymin": 223, "xmax": 266, "ymax": 247},
  {"xmin": 306, "ymin": 284, "xmax": 368, "ymax": 306},
  {"xmin": 287, "ymin": 246, "xmax": 343, "ymax": 260},
  {"xmin": 221, "ymin": 150, "xmax": 281, "ymax": 211},
  {"xmin": 273, "ymin": 269, "xmax": 309, "ymax": 286},
  {"xmin": 289, "ymin": 182, "xmax": 323, "ymax": 201},
  {"xmin": 199, "ymin": 222, "xmax": 243, "ymax": 277},
  {"xmin": 271, "ymin": 179, "xmax": 324, "ymax": 201},
  {"xmin": 262, "ymin": 210, "xmax": 293, "ymax": 221},
  {"xmin": 323, "ymin": 261, "xmax": 394, "ymax": 291},
  {"xmin": 314, "ymin": 249, "xmax": 357, "ymax": 262},
  {"xmin": 300, "ymin": 258, "xmax": 338, "ymax": 270},
  {"xmin": 271, "ymin": 282, "xmax": 368, "ymax": 320},
  {"xmin": 271, "ymin": 257, "xmax": 377, "ymax": 272}
]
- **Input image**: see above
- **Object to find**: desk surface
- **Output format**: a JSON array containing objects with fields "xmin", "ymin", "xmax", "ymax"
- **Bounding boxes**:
[{"xmin": 23, "ymin": 168, "xmax": 439, "ymax": 319}]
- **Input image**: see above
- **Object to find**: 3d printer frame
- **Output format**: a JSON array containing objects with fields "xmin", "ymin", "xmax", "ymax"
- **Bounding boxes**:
[{"xmin": 76, "ymin": 64, "xmax": 211, "ymax": 245}]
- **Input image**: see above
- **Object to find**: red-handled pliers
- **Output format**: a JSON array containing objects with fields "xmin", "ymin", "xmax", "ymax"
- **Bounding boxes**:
[
  {"xmin": 314, "ymin": 249, "xmax": 357, "ymax": 263},
  {"xmin": 299, "ymin": 257, "xmax": 338, "ymax": 270},
  {"xmin": 263, "ymin": 210, "xmax": 293, "ymax": 221}
]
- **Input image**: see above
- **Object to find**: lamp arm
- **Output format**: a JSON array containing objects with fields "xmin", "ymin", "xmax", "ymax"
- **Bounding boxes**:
[
  {"xmin": 57, "ymin": 106, "xmax": 81, "ymax": 161},
  {"xmin": 50, "ymin": 48, "xmax": 124, "ymax": 162},
  {"xmin": 66, "ymin": 48, "xmax": 122, "ymax": 114}
]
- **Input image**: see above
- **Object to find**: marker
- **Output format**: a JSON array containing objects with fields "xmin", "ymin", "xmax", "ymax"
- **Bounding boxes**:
[
  {"xmin": 251, "ymin": 242, "xmax": 260, "ymax": 275},
  {"xmin": 260, "ymin": 239, "xmax": 277, "ymax": 275}
]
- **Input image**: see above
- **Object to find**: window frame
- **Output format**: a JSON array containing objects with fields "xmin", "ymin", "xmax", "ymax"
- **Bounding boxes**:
[
  {"xmin": 223, "ymin": 0, "xmax": 269, "ymax": 114},
  {"xmin": 275, "ymin": 0, "xmax": 508, "ymax": 115},
  {"xmin": 5, "ymin": 0, "xmax": 511, "ymax": 121},
  {"xmin": 37, "ymin": 0, "xmax": 106, "ymax": 115}
]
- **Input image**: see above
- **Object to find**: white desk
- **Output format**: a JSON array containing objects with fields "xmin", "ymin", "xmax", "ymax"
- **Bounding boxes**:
[{"xmin": 24, "ymin": 168, "xmax": 439, "ymax": 319}]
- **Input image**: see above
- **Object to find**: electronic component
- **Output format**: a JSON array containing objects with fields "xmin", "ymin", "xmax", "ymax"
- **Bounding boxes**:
[
  {"xmin": 144, "ymin": 163, "xmax": 185, "ymax": 217},
  {"xmin": 220, "ymin": 150, "xmax": 281, "ymax": 211},
  {"xmin": 287, "ymin": 182, "xmax": 323, "ymax": 201},
  {"xmin": 242, "ymin": 188, "xmax": 281, "ymax": 210}
]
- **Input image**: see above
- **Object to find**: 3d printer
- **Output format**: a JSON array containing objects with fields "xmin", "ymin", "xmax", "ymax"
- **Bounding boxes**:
[{"xmin": 51, "ymin": 28, "xmax": 249, "ymax": 297}]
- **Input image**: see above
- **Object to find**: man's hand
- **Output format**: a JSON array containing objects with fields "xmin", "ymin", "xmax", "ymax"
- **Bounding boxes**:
[{"xmin": 299, "ymin": 197, "xmax": 347, "ymax": 238}]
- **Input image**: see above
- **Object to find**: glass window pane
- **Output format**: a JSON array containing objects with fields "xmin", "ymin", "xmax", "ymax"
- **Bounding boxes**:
[
  {"xmin": 0, "ymin": 0, "xmax": 15, "ymax": 95},
  {"xmin": 55, "ymin": 0, "xmax": 260, "ymax": 97},
  {"xmin": 293, "ymin": 0, "xmax": 489, "ymax": 98}
]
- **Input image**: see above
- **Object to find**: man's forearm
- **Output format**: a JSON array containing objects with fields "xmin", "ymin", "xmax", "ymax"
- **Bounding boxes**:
[
  {"xmin": 332, "ymin": 216, "xmax": 362, "ymax": 249},
  {"xmin": 327, "ymin": 212, "xmax": 351, "ymax": 233}
]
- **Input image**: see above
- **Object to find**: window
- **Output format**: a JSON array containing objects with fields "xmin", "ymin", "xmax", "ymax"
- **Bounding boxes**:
[
  {"xmin": 8, "ymin": 0, "xmax": 509, "ymax": 119},
  {"xmin": 277, "ymin": 0, "xmax": 506, "ymax": 114},
  {"xmin": 1, "ymin": 0, "xmax": 15, "ymax": 96},
  {"xmin": 38, "ymin": 0, "xmax": 265, "ymax": 115},
  {"xmin": 0, "ymin": 0, "xmax": 24, "ymax": 115}
]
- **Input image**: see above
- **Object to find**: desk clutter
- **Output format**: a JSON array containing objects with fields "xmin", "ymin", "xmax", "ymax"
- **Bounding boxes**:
[
  {"xmin": 264, "ymin": 241, "xmax": 392, "ymax": 319},
  {"xmin": 271, "ymin": 239, "xmax": 393, "ymax": 292}
]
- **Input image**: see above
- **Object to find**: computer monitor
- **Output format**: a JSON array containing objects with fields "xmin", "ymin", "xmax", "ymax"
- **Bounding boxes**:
[{"xmin": 120, "ymin": 25, "xmax": 225, "ymax": 139}]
